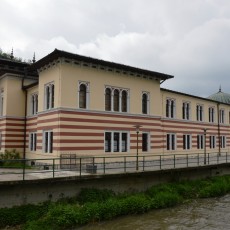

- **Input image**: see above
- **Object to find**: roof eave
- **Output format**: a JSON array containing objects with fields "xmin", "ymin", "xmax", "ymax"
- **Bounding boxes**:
[{"xmin": 30, "ymin": 49, "xmax": 174, "ymax": 81}]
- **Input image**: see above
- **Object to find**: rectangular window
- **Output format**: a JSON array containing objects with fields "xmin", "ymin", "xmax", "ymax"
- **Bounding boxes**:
[
  {"xmin": 197, "ymin": 134, "xmax": 204, "ymax": 149},
  {"xmin": 220, "ymin": 136, "xmax": 226, "ymax": 148},
  {"xmin": 166, "ymin": 133, "xmax": 176, "ymax": 150},
  {"xmin": 166, "ymin": 99, "xmax": 175, "ymax": 118},
  {"xmin": 43, "ymin": 130, "xmax": 53, "ymax": 153},
  {"xmin": 210, "ymin": 135, "xmax": 216, "ymax": 149},
  {"xmin": 29, "ymin": 132, "xmax": 37, "ymax": 151},
  {"xmin": 105, "ymin": 131, "xmax": 129, "ymax": 152},
  {"xmin": 31, "ymin": 93, "xmax": 38, "ymax": 115},
  {"xmin": 0, "ymin": 89, "xmax": 4, "ymax": 116},
  {"xmin": 142, "ymin": 92, "xmax": 149, "ymax": 115},
  {"xmin": 142, "ymin": 133, "xmax": 150, "ymax": 152},
  {"xmin": 44, "ymin": 83, "xmax": 54, "ymax": 110},
  {"xmin": 209, "ymin": 107, "xmax": 215, "ymax": 123},
  {"xmin": 219, "ymin": 109, "xmax": 225, "ymax": 124},
  {"xmin": 183, "ymin": 134, "xmax": 191, "ymax": 150},
  {"xmin": 196, "ymin": 104, "xmax": 203, "ymax": 121},
  {"xmin": 182, "ymin": 102, "xmax": 190, "ymax": 120},
  {"xmin": 122, "ymin": 133, "xmax": 128, "ymax": 152}
]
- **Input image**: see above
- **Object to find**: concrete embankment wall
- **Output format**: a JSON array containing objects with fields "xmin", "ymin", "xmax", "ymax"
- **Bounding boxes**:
[{"xmin": 0, "ymin": 163, "xmax": 230, "ymax": 208}]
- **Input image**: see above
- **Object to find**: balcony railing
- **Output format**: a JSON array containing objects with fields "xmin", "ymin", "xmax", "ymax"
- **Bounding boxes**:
[{"xmin": 0, "ymin": 152, "xmax": 229, "ymax": 182}]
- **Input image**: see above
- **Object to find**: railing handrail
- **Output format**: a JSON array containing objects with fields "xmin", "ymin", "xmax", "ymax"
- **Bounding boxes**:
[{"xmin": 0, "ymin": 152, "xmax": 229, "ymax": 182}]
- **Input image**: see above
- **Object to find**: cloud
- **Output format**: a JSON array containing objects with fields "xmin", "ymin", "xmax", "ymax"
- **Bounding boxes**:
[{"xmin": 1, "ymin": 0, "xmax": 230, "ymax": 97}]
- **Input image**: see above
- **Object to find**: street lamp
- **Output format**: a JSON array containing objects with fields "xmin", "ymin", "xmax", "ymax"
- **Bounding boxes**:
[
  {"xmin": 134, "ymin": 125, "xmax": 142, "ymax": 170},
  {"xmin": 203, "ymin": 128, "xmax": 208, "ymax": 165}
]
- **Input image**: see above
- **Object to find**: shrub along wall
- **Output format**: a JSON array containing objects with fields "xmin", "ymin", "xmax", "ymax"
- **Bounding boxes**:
[{"xmin": 1, "ymin": 175, "xmax": 230, "ymax": 230}]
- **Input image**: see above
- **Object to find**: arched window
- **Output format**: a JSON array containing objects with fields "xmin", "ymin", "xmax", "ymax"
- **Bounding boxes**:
[
  {"xmin": 113, "ymin": 89, "xmax": 119, "ymax": 112},
  {"xmin": 79, "ymin": 84, "xmax": 87, "ymax": 109},
  {"xmin": 121, "ymin": 90, "xmax": 127, "ymax": 112},
  {"xmin": 105, "ymin": 88, "xmax": 111, "ymax": 111},
  {"xmin": 142, "ymin": 93, "xmax": 148, "ymax": 114},
  {"xmin": 45, "ymin": 83, "xmax": 54, "ymax": 110}
]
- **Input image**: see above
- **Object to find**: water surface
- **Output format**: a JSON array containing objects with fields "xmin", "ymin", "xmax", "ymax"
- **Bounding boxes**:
[{"xmin": 79, "ymin": 194, "xmax": 230, "ymax": 230}]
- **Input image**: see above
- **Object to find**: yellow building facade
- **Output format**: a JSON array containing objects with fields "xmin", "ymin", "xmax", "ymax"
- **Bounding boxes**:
[{"xmin": 0, "ymin": 49, "xmax": 229, "ymax": 159}]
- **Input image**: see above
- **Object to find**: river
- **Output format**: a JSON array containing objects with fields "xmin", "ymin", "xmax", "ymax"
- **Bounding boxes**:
[{"xmin": 79, "ymin": 194, "xmax": 230, "ymax": 230}]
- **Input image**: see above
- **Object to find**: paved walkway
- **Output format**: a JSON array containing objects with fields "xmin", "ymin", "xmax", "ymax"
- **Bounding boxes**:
[{"xmin": 0, "ymin": 154, "xmax": 229, "ymax": 182}]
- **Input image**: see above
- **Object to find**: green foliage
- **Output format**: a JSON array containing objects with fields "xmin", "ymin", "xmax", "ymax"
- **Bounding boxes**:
[
  {"xmin": 0, "ymin": 149, "xmax": 28, "ymax": 168},
  {"xmin": 0, "ymin": 203, "xmax": 49, "ymax": 228},
  {"xmin": 0, "ymin": 48, "xmax": 23, "ymax": 62},
  {"xmin": 150, "ymin": 191, "xmax": 182, "ymax": 208},
  {"xmin": 0, "ymin": 149, "xmax": 21, "ymax": 160},
  {"xmin": 77, "ymin": 188, "xmax": 115, "ymax": 204},
  {"xmin": 198, "ymin": 176, "xmax": 230, "ymax": 198},
  {"xmin": 1, "ymin": 176, "xmax": 230, "ymax": 229}
]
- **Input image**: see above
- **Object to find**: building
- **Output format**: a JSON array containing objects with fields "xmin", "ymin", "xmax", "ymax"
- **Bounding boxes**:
[{"xmin": 0, "ymin": 49, "xmax": 229, "ymax": 160}]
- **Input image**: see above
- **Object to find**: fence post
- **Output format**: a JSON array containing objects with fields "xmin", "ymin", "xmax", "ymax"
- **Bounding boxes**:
[
  {"xmin": 124, "ymin": 156, "xmax": 126, "ymax": 173},
  {"xmin": 80, "ymin": 158, "xmax": 82, "ymax": 177},
  {"xmin": 160, "ymin": 155, "xmax": 162, "ymax": 170},
  {"xmin": 217, "ymin": 153, "xmax": 219, "ymax": 164},
  {"xmin": 103, "ymin": 157, "xmax": 106, "ymax": 174},
  {"xmin": 143, "ymin": 156, "xmax": 145, "ymax": 171},
  {"xmin": 22, "ymin": 159, "xmax": 26, "ymax": 181},
  {"xmin": 52, "ymin": 159, "xmax": 55, "ymax": 178},
  {"xmin": 174, "ymin": 154, "xmax": 176, "ymax": 168},
  {"xmin": 208, "ymin": 153, "xmax": 210, "ymax": 164},
  {"xmin": 198, "ymin": 153, "xmax": 199, "ymax": 166}
]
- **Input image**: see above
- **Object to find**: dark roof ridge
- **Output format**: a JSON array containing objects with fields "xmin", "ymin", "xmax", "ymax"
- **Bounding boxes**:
[
  {"xmin": 30, "ymin": 49, "xmax": 173, "ymax": 80},
  {"xmin": 161, "ymin": 87, "xmax": 230, "ymax": 105}
]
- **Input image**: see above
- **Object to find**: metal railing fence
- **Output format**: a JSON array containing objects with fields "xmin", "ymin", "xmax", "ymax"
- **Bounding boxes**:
[{"xmin": 0, "ymin": 152, "xmax": 229, "ymax": 181}]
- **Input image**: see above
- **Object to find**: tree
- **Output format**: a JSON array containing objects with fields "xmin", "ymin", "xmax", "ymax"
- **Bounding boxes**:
[{"xmin": 0, "ymin": 48, "xmax": 23, "ymax": 62}]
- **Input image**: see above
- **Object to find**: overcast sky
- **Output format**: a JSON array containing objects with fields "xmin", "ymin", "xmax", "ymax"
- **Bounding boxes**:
[{"xmin": 1, "ymin": 0, "xmax": 230, "ymax": 97}]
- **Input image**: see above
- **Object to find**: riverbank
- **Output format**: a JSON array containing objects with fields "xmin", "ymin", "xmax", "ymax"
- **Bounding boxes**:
[{"xmin": 1, "ymin": 175, "xmax": 230, "ymax": 229}]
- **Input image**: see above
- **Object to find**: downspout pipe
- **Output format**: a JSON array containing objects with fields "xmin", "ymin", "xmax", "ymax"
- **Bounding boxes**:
[
  {"xmin": 22, "ymin": 68, "xmax": 28, "ymax": 160},
  {"xmin": 217, "ymin": 102, "xmax": 220, "ymax": 155}
]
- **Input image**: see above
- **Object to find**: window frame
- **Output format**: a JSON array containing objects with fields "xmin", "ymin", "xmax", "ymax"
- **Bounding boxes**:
[
  {"xmin": 29, "ymin": 132, "xmax": 37, "ymax": 151},
  {"xmin": 197, "ymin": 134, "xmax": 204, "ymax": 149},
  {"xmin": 43, "ymin": 130, "xmax": 53, "ymax": 153},
  {"xmin": 196, "ymin": 104, "xmax": 204, "ymax": 121},
  {"xmin": 31, "ymin": 93, "xmax": 38, "ymax": 115},
  {"xmin": 0, "ymin": 132, "xmax": 2, "ymax": 150},
  {"xmin": 0, "ymin": 89, "xmax": 4, "ymax": 116},
  {"xmin": 142, "ymin": 92, "xmax": 150, "ymax": 115},
  {"xmin": 182, "ymin": 101, "xmax": 190, "ymax": 120},
  {"xmin": 104, "ymin": 86, "xmax": 129, "ymax": 113},
  {"xmin": 166, "ymin": 133, "xmax": 176, "ymax": 150},
  {"xmin": 209, "ymin": 107, "xmax": 215, "ymax": 123},
  {"xmin": 219, "ymin": 109, "xmax": 225, "ymax": 124},
  {"xmin": 142, "ymin": 132, "xmax": 150, "ymax": 152},
  {"xmin": 44, "ymin": 83, "xmax": 54, "ymax": 110},
  {"xmin": 209, "ymin": 135, "xmax": 216, "ymax": 149},
  {"xmin": 78, "ymin": 81, "xmax": 90, "ymax": 109},
  {"xmin": 104, "ymin": 131, "xmax": 130, "ymax": 153},
  {"xmin": 166, "ymin": 98, "xmax": 176, "ymax": 118},
  {"xmin": 220, "ymin": 136, "xmax": 226, "ymax": 148},
  {"xmin": 183, "ymin": 134, "xmax": 191, "ymax": 150}
]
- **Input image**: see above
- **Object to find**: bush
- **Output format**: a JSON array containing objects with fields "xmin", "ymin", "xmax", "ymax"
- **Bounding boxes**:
[
  {"xmin": 150, "ymin": 191, "xmax": 182, "ymax": 209},
  {"xmin": 0, "ymin": 149, "xmax": 21, "ymax": 160},
  {"xmin": 198, "ymin": 176, "xmax": 230, "ymax": 198},
  {"xmin": 77, "ymin": 188, "xmax": 115, "ymax": 204},
  {"xmin": 0, "ymin": 203, "xmax": 49, "ymax": 228},
  {"xmin": 0, "ymin": 149, "xmax": 23, "ymax": 168},
  {"xmin": 2, "ymin": 177, "xmax": 230, "ymax": 229}
]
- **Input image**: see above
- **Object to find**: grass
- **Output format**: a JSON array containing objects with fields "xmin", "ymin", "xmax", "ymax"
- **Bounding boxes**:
[{"xmin": 1, "ymin": 175, "xmax": 230, "ymax": 229}]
